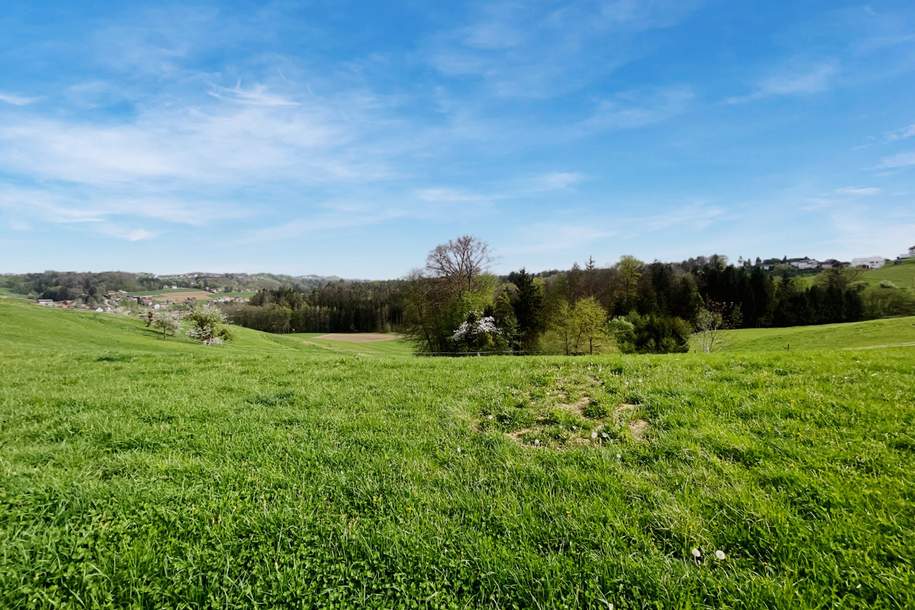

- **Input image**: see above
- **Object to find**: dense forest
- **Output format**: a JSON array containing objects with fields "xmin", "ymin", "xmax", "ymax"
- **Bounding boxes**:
[{"xmin": 223, "ymin": 282, "xmax": 405, "ymax": 333}]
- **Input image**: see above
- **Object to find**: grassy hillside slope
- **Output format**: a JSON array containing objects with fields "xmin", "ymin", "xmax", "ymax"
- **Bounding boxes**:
[
  {"xmin": 706, "ymin": 316, "xmax": 915, "ymax": 352},
  {"xmin": 854, "ymin": 258, "xmax": 915, "ymax": 291},
  {"xmin": 1, "ymin": 297, "xmax": 913, "ymax": 607}
]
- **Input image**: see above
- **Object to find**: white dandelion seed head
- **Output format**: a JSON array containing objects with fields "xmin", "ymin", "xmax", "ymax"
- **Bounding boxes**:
[
  {"xmin": 691, "ymin": 548, "xmax": 702, "ymax": 558},
  {"xmin": 715, "ymin": 550, "xmax": 726, "ymax": 560}
]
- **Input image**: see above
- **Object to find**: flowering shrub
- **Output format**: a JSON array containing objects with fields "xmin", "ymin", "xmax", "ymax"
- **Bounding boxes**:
[
  {"xmin": 450, "ymin": 312, "xmax": 507, "ymax": 352},
  {"xmin": 186, "ymin": 305, "xmax": 231, "ymax": 345},
  {"xmin": 151, "ymin": 311, "xmax": 180, "ymax": 338}
]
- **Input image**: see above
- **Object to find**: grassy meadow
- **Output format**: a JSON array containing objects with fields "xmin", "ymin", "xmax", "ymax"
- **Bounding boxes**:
[
  {"xmin": 800, "ymin": 258, "xmax": 915, "ymax": 293},
  {"xmin": 852, "ymin": 258, "xmax": 915, "ymax": 292},
  {"xmin": 702, "ymin": 315, "xmax": 915, "ymax": 353},
  {"xmin": 1, "ymin": 296, "xmax": 913, "ymax": 607}
]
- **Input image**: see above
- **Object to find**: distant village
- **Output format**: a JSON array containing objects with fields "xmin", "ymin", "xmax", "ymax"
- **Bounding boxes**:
[
  {"xmin": 36, "ymin": 286, "xmax": 246, "ymax": 312},
  {"xmin": 755, "ymin": 244, "xmax": 915, "ymax": 272}
]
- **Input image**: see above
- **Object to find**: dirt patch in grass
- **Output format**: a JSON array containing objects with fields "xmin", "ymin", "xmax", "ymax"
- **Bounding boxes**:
[
  {"xmin": 476, "ymin": 369, "xmax": 656, "ymax": 449},
  {"xmin": 614, "ymin": 403, "xmax": 638, "ymax": 419},
  {"xmin": 628, "ymin": 419, "xmax": 649, "ymax": 441},
  {"xmin": 556, "ymin": 396, "xmax": 592, "ymax": 416},
  {"xmin": 317, "ymin": 333, "xmax": 402, "ymax": 343}
]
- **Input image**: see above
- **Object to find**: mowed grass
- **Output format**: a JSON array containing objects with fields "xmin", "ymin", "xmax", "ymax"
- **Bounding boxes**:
[
  {"xmin": 705, "ymin": 316, "xmax": 915, "ymax": 353},
  {"xmin": 1, "ymin": 297, "xmax": 913, "ymax": 607},
  {"xmin": 294, "ymin": 332, "xmax": 414, "ymax": 357}
]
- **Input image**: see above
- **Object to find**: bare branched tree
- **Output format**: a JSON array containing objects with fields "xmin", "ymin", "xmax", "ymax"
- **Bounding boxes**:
[
  {"xmin": 425, "ymin": 235, "xmax": 491, "ymax": 292},
  {"xmin": 695, "ymin": 300, "xmax": 741, "ymax": 353}
]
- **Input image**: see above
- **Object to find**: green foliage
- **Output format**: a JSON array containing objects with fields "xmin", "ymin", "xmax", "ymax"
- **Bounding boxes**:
[
  {"xmin": 507, "ymin": 269, "xmax": 546, "ymax": 350},
  {"xmin": 861, "ymin": 286, "xmax": 915, "ymax": 318},
  {"xmin": 612, "ymin": 311, "xmax": 691, "ymax": 353},
  {"xmin": 185, "ymin": 305, "xmax": 230, "ymax": 344},
  {"xmin": 151, "ymin": 311, "xmax": 179, "ymax": 338},
  {"xmin": 571, "ymin": 296, "xmax": 607, "ymax": 354}
]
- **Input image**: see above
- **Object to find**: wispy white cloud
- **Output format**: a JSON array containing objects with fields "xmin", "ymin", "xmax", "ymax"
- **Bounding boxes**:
[
  {"xmin": 96, "ymin": 224, "xmax": 157, "ymax": 241},
  {"xmin": 503, "ymin": 201, "xmax": 725, "ymax": 256},
  {"xmin": 887, "ymin": 123, "xmax": 915, "ymax": 141},
  {"xmin": 415, "ymin": 170, "xmax": 585, "ymax": 206},
  {"xmin": 726, "ymin": 60, "xmax": 839, "ymax": 104},
  {"xmin": 529, "ymin": 171, "xmax": 584, "ymax": 191},
  {"xmin": 0, "ymin": 91, "xmax": 392, "ymax": 187},
  {"xmin": 835, "ymin": 186, "xmax": 881, "ymax": 196},
  {"xmin": 208, "ymin": 83, "xmax": 300, "ymax": 107},
  {"xmin": 415, "ymin": 187, "xmax": 491, "ymax": 205},
  {"xmin": 0, "ymin": 185, "xmax": 249, "ymax": 235},
  {"xmin": 579, "ymin": 86, "xmax": 694, "ymax": 132},
  {"xmin": 426, "ymin": 1, "xmax": 701, "ymax": 99},
  {"xmin": 244, "ymin": 203, "xmax": 408, "ymax": 243},
  {"xmin": 502, "ymin": 222, "xmax": 618, "ymax": 255},
  {"xmin": 877, "ymin": 151, "xmax": 915, "ymax": 170},
  {"xmin": 0, "ymin": 91, "xmax": 39, "ymax": 106}
]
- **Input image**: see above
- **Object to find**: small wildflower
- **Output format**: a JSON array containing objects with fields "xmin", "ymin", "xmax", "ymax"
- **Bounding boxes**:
[
  {"xmin": 691, "ymin": 547, "xmax": 704, "ymax": 565},
  {"xmin": 591, "ymin": 431, "xmax": 598, "ymax": 439},
  {"xmin": 533, "ymin": 439, "xmax": 541, "ymax": 446},
  {"xmin": 715, "ymin": 550, "xmax": 726, "ymax": 561}
]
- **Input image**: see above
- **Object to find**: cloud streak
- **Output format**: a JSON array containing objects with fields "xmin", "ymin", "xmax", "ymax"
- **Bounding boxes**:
[
  {"xmin": 727, "ymin": 60, "xmax": 839, "ymax": 104},
  {"xmin": 0, "ymin": 91, "xmax": 39, "ymax": 106}
]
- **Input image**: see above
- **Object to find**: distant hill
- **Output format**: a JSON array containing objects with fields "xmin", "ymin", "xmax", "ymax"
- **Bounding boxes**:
[{"xmin": 0, "ymin": 271, "xmax": 345, "ymax": 302}]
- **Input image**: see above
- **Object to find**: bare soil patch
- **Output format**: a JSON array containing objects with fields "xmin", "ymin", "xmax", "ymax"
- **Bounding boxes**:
[
  {"xmin": 614, "ymin": 403, "xmax": 638, "ymax": 420},
  {"xmin": 149, "ymin": 291, "xmax": 213, "ymax": 302},
  {"xmin": 317, "ymin": 333, "xmax": 402, "ymax": 343},
  {"xmin": 557, "ymin": 396, "xmax": 592, "ymax": 416},
  {"xmin": 628, "ymin": 419, "xmax": 649, "ymax": 441}
]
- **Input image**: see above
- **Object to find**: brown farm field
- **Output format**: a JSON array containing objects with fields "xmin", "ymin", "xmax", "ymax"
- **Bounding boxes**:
[
  {"xmin": 316, "ymin": 332, "xmax": 402, "ymax": 343},
  {"xmin": 147, "ymin": 290, "xmax": 215, "ymax": 302}
]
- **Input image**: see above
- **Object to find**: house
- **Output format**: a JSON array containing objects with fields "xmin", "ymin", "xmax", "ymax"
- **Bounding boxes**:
[
  {"xmin": 787, "ymin": 257, "xmax": 820, "ymax": 270},
  {"xmin": 37, "ymin": 299, "xmax": 55, "ymax": 307},
  {"xmin": 818, "ymin": 259, "xmax": 847, "ymax": 269},
  {"xmin": 851, "ymin": 256, "xmax": 886, "ymax": 269}
]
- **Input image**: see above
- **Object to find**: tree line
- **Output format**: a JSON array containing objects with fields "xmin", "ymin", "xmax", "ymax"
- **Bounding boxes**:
[
  {"xmin": 224, "ymin": 236, "xmax": 911, "ymax": 354},
  {"xmin": 7, "ymin": 237, "xmax": 912, "ymax": 353},
  {"xmin": 222, "ymin": 281, "xmax": 405, "ymax": 333}
]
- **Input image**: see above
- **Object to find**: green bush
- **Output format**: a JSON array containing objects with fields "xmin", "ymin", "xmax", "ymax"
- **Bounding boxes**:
[{"xmin": 611, "ymin": 312, "xmax": 691, "ymax": 353}]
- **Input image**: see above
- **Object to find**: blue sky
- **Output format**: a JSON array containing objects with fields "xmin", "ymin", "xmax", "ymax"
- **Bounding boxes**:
[{"xmin": 1, "ymin": 1, "xmax": 914, "ymax": 278}]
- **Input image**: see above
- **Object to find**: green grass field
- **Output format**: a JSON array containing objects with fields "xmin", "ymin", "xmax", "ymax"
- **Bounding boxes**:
[
  {"xmin": 705, "ymin": 316, "xmax": 915, "ymax": 353},
  {"xmin": 1, "ymin": 296, "xmax": 913, "ymax": 607},
  {"xmin": 853, "ymin": 258, "xmax": 915, "ymax": 291},
  {"xmin": 293, "ymin": 333, "xmax": 414, "ymax": 357},
  {"xmin": 801, "ymin": 258, "xmax": 915, "ymax": 292}
]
